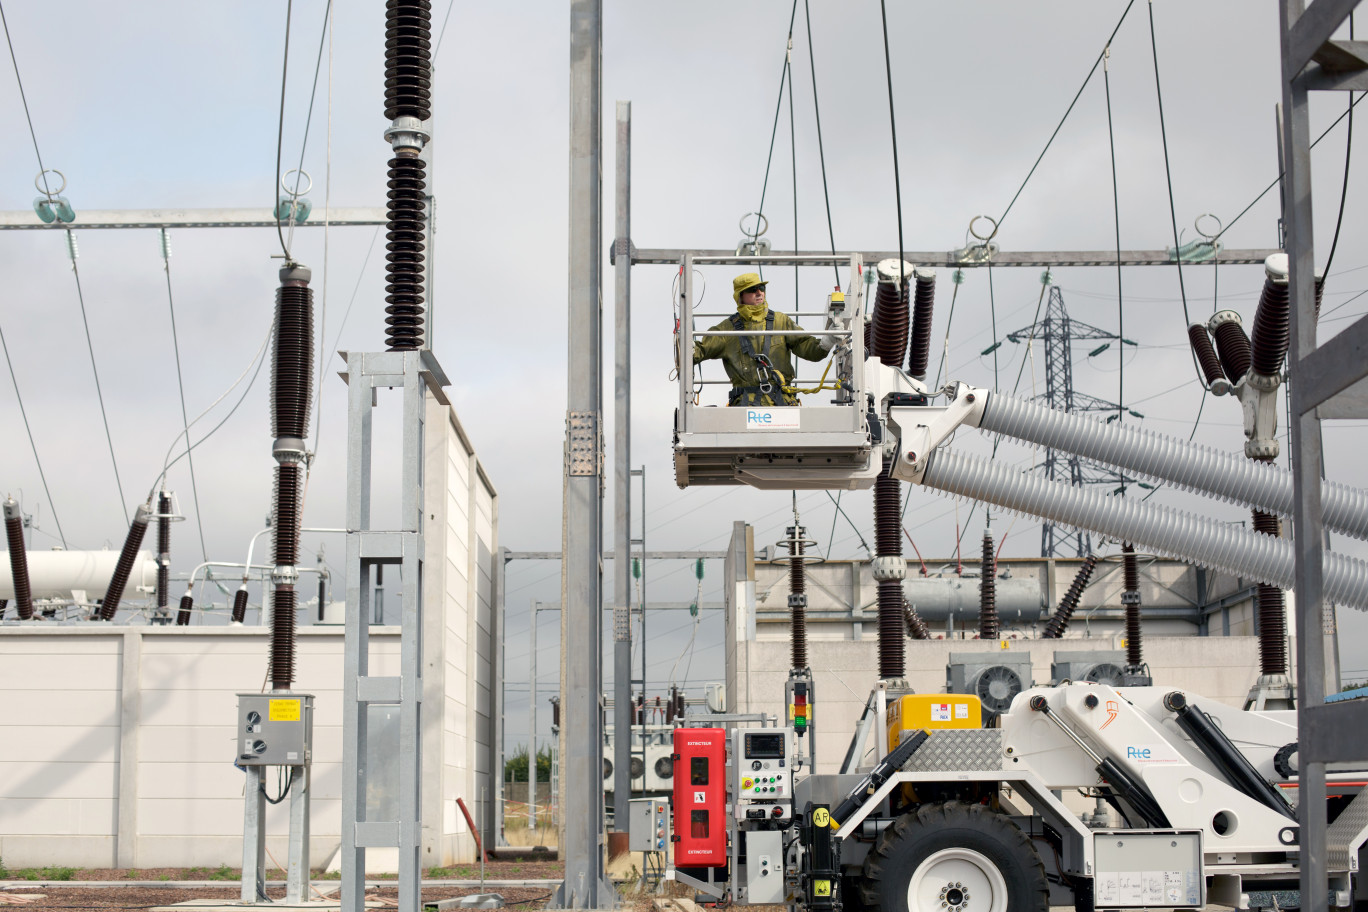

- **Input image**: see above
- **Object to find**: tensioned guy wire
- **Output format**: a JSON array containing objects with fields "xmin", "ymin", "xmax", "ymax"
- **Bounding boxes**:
[
  {"xmin": 274, "ymin": 0, "xmax": 295, "ymax": 261},
  {"xmin": 803, "ymin": 0, "xmax": 840, "ymax": 287},
  {"xmin": 754, "ymin": 0, "xmax": 801, "ymax": 282}
]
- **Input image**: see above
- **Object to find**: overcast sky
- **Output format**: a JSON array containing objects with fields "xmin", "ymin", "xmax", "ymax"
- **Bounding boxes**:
[{"xmin": 1, "ymin": 1, "xmax": 1366, "ymax": 751}]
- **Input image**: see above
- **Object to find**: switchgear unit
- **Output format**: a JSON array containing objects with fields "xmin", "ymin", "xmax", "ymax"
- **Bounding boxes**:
[{"xmin": 236, "ymin": 693, "xmax": 314, "ymax": 766}]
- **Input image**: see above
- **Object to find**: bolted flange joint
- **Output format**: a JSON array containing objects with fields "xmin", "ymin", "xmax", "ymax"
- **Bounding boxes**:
[
  {"xmin": 271, "ymin": 565, "xmax": 299, "ymax": 587},
  {"xmin": 872, "ymin": 555, "xmax": 906, "ymax": 581},
  {"xmin": 278, "ymin": 264, "xmax": 312, "ymax": 285},
  {"xmin": 273, "ymin": 437, "xmax": 307, "ymax": 464},
  {"xmin": 788, "ymin": 593, "xmax": 808, "ymax": 609},
  {"xmin": 385, "ymin": 116, "xmax": 430, "ymax": 153},
  {"xmin": 1121, "ymin": 590, "xmax": 1141, "ymax": 606},
  {"xmin": 1246, "ymin": 438, "xmax": 1280, "ymax": 460}
]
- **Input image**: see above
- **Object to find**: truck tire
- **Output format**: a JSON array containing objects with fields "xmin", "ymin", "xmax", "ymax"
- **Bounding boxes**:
[{"xmin": 857, "ymin": 801, "xmax": 1049, "ymax": 912}]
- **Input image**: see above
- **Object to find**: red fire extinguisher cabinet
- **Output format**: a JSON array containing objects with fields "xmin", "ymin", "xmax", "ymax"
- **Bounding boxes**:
[{"xmin": 671, "ymin": 727, "xmax": 727, "ymax": 867}]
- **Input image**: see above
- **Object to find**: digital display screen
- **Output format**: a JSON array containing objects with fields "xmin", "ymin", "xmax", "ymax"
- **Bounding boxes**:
[{"xmin": 745, "ymin": 732, "xmax": 785, "ymax": 759}]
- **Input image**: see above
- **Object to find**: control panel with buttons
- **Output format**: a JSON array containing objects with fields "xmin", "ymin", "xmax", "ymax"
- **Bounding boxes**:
[
  {"xmin": 732, "ymin": 726, "xmax": 794, "ymax": 824},
  {"xmin": 627, "ymin": 796, "xmax": 671, "ymax": 853}
]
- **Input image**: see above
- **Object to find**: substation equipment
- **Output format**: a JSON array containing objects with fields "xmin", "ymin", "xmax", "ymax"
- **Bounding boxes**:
[{"xmin": 663, "ymin": 251, "xmax": 1368, "ymax": 911}]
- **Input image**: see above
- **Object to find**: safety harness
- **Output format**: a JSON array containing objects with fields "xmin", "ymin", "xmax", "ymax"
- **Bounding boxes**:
[{"xmin": 727, "ymin": 311, "xmax": 795, "ymax": 406}]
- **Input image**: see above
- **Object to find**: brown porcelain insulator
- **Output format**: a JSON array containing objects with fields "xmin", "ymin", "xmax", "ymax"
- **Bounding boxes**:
[
  {"xmin": 100, "ymin": 506, "xmax": 150, "ymax": 621},
  {"xmin": 4, "ymin": 501, "xmax": 33, "ymax": 620},
  {"xmin": 978, "ymin": 531, "xmax": 998, "ymax": 640},
  {"xmin": 1250, "ymin": 275, "xmax": 1290, "ymax": 379},
  {"xmin": 1211, "ymin": 319, "xmax": 1252, "ymax": 384},
  {"xmin": 872, "ymin": 279, "xmax": 909, "ymax": 367},
  {"xmin": 903, "ymin": 599, "xmax": 930, "ymax": 640},
  {"xmin": 1122, "ymin": 544, "xmax": 1142, "ymax": 667},
  {"xmin": 1252, "ymin": 509, "xmax": 1289, "ymax": 675},
  {"xmin": 176, "ymin": 594, "xmax": 193, "ymax": 626},
  {"xmin": 1187, "ymin": 324, "xmax": 1226, "ymax": 387},
  {"xmin": 1042, "ymin": 555, "xmax": 1099, "ymax": 639},
  {"xmin": 231, "ymin": 587, "xmax": 249, "ymax": 624},
  {"xmin": 907, "ymin": 271, "xmax": 936, "ymax": 380},
  {"xmin": 271, "ymin": 586, "xmax": 297, "ymax": 689}
]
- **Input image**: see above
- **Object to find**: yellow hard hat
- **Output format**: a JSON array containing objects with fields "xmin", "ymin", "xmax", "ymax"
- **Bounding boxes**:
[{"xmin": 733, "ymin": 272, "xmax": 768, "ymax": 304}]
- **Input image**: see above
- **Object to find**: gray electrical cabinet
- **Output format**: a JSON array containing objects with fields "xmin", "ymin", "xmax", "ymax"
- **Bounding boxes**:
[
  {"xmin": 628, "ymin": 796, "xmax": 671, "ymax": 852},
  {"xmin": 236, "ymin": 693, "xmax": 314, "ymax": 766}
]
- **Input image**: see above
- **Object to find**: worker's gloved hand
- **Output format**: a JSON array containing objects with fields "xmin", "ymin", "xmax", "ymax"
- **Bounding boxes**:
[{"xmin": 818, "ymin": 333, "xmax": 837, "ymax": 353}]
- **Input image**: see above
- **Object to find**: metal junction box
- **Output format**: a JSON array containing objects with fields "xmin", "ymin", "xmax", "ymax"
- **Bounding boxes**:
[
  {"xmin": 1092, "ymin": 829, "xmax": 1203, "ymax": 909},
  {"xmin": 628, "ymin": 797, "xmax": 672, "ymax": 852},
  {"xmin": 237, "ymin": 693, "xmax": 314, "ymax": 766}
]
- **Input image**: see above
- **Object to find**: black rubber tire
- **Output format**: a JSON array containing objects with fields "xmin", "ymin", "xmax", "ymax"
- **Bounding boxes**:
[{"xmin": 857, "ymin": 801, "xmax": 1049, "ymax": 912}]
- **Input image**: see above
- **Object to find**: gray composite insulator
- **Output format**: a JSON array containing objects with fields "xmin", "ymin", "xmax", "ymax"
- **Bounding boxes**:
[
  {"xmin": 920, "ymin": 447, "xmax": 1368, "ymax": 611},
  {"xmin": 978, "ymin": 390, "xmax": 1368, "ymax": 541}
]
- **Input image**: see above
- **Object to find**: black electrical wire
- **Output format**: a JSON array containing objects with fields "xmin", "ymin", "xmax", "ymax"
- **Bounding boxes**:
[
  {"xmin": 160, "ymin": 235, "xmax": 208, "ymax": 563},
  {"xmin": 1147, "ymin": 2, "xmax": 1192, "ymax": 330},
  {"xmin": 0, "ymin": 318, "xmax": 65, "ymax": 547},
  {"xmin": 824, "ymin": 490, "xmax": 872, "ymax": 559},
  {"xmin": 996, "ymin": 0, "xmax": 1137, "ymax": 233},
  {"xmin": 287, "ymin": 1, "xmax": 332, "ymax": 210},
  {"xmin": 803, "ymin": 0, "xmax": 840, "ymax": 287},
  {"xmin": 931, "ymin": 278, "xmax": 962, "ymax": 390},
  {"xmin": 1323, "ymin": 16, "xmax": 1355, "ymax": 280},
  {"xmin": 790, "ymin": 38, "xmax": 798, "ymax": 294},
  {"xmin": 878, "ymin": 0, "xmax": 905, "ymax": 276},
  {"xmin": 1104, "ymin": 50, "xmax": 1125, "ymax": 449},
  {"xmin": 68, "ymin": 236, "xmax": 129, "ymax": 525},
  {"xmin": 274, "ymin": 0, "xmax": 295, "ymax": 261},
  {"xmin": 1216, "ymin": 94, "xmax": 1368, "ymax": 245},
  {"xmin": 754, "ymin": 0, "xmax": 801, "ymax": 281},
  {"xmin": 435, "ymin": 0, "xmax": 457, "ymax": 56}
]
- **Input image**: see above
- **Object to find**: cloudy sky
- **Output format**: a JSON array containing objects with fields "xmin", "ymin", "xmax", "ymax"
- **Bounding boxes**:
[{"xmin": 1, "ymin": 1, "xmax": 1366, "ymax": 750}]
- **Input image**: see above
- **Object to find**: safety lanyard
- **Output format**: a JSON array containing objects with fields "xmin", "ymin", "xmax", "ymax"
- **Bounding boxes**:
[{"xmin": 731, "ymin": 311, "xmax": 777, "ymax": 394}]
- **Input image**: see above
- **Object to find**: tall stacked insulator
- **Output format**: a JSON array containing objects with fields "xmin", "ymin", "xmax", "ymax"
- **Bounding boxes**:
[
  {"xmin": 382, "ymin": 0, "xmax": 433, "ymax": 351},
  {"xmin": 871, "ymin": 259, "xmax": 913, "ymax": 681},
  {"xmin": 978, "ymin": 531, "xmax": 998, "ymax": 640},
  {"xmin": 1121, "ymin": 544, "xmax": 1142, "ymax": 670},
  {"xmin": 155, "ymin": 491, "xmax": 171, "ymax": 616},
  {"xmin": 269, "ymin": 264, "xmax": 315, "ymax": 690},
  {"xmin": 1042, "ymin": 555, "xmax": 1098, "ymax": 638},
  {"xmin": 784, "ymin": 522, "xmax": 810, "ymax": 672},
  {"xmin": 906, "ymin": 268, "xmax": 937, "ymax": 382},
  {"xmin": 4, "ymin": 496, "xmax": 33, "ymax": 620},
  {"xmin": 99, "ymin": 504, "xmax": 151, "ymax": 621},
  {"xmin": 1246, "ymin": 255, "xmax": 1291, "ymax": 677}
]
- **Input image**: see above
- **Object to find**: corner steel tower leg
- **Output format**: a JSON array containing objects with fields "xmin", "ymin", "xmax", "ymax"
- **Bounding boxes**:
[
  {"xmin": 553, "ymin": 0, "xmax": 615, "ymax": 907},
  {"xmin": 340, "ymin": 351, "xmax": 449, "ymax": 912}
]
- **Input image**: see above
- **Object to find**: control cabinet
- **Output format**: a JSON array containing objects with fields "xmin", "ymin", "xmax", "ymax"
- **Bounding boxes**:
[
  {"xmin": 628, "ymin": 797, "xmax": 671, "ymax": 853},
  {"xmin": 733, "ymin": 727, "xmax": 794, "ymax": 824},
  {"xmin": 237, "ymin": 693, "xmax": 314, "ymax": 766}
]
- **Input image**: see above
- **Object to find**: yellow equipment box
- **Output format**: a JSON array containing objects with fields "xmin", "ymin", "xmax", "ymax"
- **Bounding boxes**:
[{"xmin": 887, "ymin": 694, "xmax": 982, "ymax": 748}]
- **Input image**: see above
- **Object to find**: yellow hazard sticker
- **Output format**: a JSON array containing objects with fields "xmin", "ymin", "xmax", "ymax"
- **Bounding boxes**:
[
  {"xmin": 811, "ymin": 807, "xmax": 831, "ymax": 828},
  {"xmin": 742, "ymin": 777, "xmax": 753, "ymax": 790},
  {"xmin": 814, "ymin": 880, "xmax": 831, "ymax": 897},
  {"xmin": 269, "ymin": 699, "xmax": 301, "ymax": 722}
]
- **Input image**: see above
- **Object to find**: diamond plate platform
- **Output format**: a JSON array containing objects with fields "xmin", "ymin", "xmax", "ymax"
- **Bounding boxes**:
[{"xmin": 902, "ymin": 729, "xmax": 1004, "ymax": 772}]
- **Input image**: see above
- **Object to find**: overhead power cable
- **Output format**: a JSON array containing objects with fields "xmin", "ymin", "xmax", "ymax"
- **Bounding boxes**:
[
  {"xmin": 1323, "ymin": 13, "xmax": 1355, "ymax": 280},
  {"xmin": 274, "ymin": 0, "xmax": 295, "ymax": 261},
  {"xmin": 283, "ymin": 0, "xmax": 333, "ymax": 259},
  {"xmin": 0, "ymin": 318, "xmax": 66, "ymax": 547},
  {"xmin": 1216, "ymin": 93, "xmax": 1367, "ymax": 245},
  {"xmin": 995, "ymin": 0, "xmax": 1138, "ymax": 234},
  {"xmin": 877, "ymin": 0, "xmax": 905, "ymax": 276},
  {"xmin": 803, "ymin": 0, "xmax": 840, "ymax": 287},
  {"xmin": 1103, "ymin": 47, "xmax": 1125, "ymax": 443},
  {"xmin": 1146, "ymin": 1, "xmax": 1192, "ymax": 329},
  {"xmin": 159, "ymin": 231, "xmax": 208, "ymax": 561},
  {"xmin": 754, "ymin": 0, "xmax": 801, "ymax": 282}
]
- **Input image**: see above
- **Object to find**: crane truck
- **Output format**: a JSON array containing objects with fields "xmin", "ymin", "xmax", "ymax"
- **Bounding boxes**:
[{"xmin": 666, "ymin": 253, "xmax": 1368, "ymax": 911}]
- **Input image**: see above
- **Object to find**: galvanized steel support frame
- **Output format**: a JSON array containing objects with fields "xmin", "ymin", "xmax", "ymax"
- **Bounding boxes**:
[
  {"xmin": 553, "ymin": 0, "xmax": 615, "ymax": 906},
  {"xmin": 339, "ymin": 350, "xmax": 448, "ymax": 912},
  {"xmin": 1280, "ymin": 2, "xmax": 1365, "ymax": 909},
  {"xmin": 612, "ymin": 101, "xmax": 633, "ymax": 832}
]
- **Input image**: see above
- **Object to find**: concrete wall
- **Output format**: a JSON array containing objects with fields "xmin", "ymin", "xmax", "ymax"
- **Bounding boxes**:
[{"xmin": 0, "ymin": 394, "xmax": 498, "ymax": 871}]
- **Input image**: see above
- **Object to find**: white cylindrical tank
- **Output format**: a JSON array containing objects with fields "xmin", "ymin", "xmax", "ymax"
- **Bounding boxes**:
[{"xmin": 0, "ymin": 550, "xmax": 158, "ymax": 600}]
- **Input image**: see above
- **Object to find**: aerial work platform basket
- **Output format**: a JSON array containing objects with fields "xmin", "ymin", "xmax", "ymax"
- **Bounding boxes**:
[{"xmin": 673, "ymin": 253, "xmax": 881, "ymax": 490}]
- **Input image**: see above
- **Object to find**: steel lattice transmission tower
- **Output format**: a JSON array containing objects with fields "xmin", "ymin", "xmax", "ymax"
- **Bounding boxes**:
[{"xmin": 1006, "ymin": 286, "xmax": 1137, "ymax": 557}]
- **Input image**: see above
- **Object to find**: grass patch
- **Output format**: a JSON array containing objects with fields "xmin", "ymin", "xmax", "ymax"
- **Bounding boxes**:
[
  {"xmin": 17, "ymin": 866, "xmax": 76, "ymax": 881},
  {"xmin": 207, "ymin": 865, "xmax": 237, "ymax": 881}
]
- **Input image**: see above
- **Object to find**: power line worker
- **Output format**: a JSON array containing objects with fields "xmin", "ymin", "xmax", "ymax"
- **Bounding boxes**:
[{"xmin": 693, "ymin": 273, "xmax": 834, "ymax": 407}]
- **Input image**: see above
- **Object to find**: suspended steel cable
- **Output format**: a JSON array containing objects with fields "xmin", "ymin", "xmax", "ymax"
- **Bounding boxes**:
[
  {"xmin": 0, "ymin": 0, "xmax": 51, "ymax": 198},
  {"xmin": 283, "ymin": 0, "xmax": 332, "ymax": 259},
  {"xmin": 802, "ymin": 0, "xmax": 840, "ymax": 287},
  {"xmin": 877, "ymin": 0, "xmax": 905, "ymax": 276},
  {"xmin": 1216, "ymin": 93, "xmax": 1367, "ymax": 245},
  {"xmin": 274, "ymin": 0, "xmax": 295, "ymax": 261},
  {"xmin": 789, "ymin": 32, "xmax": 798, "ymax": 293},
  {"xmin": 754, "ymin": 0, "xmax": 800, "ymax": 281},
  {"xmin": 1103, "ymin": 47, "xmax": 1125, "ymax": 445},
  {"xmin": 1323, "ymin": 15, "xmax": 1355, "ymax": 280},
  {"xmin": 68, "ymin": 235, "xmax": 130, "ymax": 524},
  {"xmin": 1146, "ymin": 1, "xmax": 1192, "ymax": 329},
  {"xmin": 995, "ymin": 0, "xmax": 1137, "ymax": 234},
  {"xmin": 0, "ymin": 317, "xmax": 66, "ymax": 548},
  {"xmin": 159, "ymin": 230, "xmax": 208, "ymax": 562}
]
